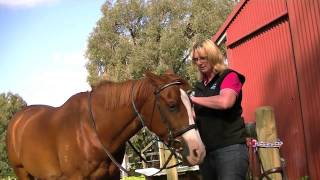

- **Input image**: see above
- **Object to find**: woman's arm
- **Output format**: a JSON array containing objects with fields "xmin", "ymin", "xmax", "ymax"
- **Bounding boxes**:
[
  {"xmin": 190, "ymin": 89, "xmax": 237, "ymax": 110},
  {"xmin": 191, "ymin": 72, "xmax": 242, "ymax": 110}
]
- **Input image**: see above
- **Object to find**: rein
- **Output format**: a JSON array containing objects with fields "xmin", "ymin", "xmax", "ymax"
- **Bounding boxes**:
[
  {"xmin": 87, "ymin": 80, "xmax": 197, "ymax": 176},
  {"xmin": 88, "ymin": 91, "xmax": 132, "ymax": 175}
]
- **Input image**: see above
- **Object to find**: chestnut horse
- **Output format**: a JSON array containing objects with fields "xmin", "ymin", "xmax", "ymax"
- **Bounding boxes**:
[{"xmin": 6, "ymin": 71, "xmax": 205, "ymax": 179}]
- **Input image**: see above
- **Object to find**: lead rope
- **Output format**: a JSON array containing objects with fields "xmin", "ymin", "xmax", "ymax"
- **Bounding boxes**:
[
  {"xmin": 127, "ymin": 140, "xmax": 148, "ymax": 163},
  {"xmin": 247, "ymin": 138, "xmax": 284, "ymax": 179},
  {"xmin": 131, "ymin": 81, "xmax": 145, "ymax": 127},
  {"xmin": 88, "ymin": 91, "xmax": 135, "ymax": 176},
  {"xmin": 129, "ymin": 81, "xmax": 151, "ymax": 164}
]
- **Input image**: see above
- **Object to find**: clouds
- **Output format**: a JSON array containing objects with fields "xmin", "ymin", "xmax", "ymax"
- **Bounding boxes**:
[
  {"xmin": 22, "ymin": 50, "xmax": 91, "ymax": 106},
  {"xmin": 0, "ymin": 0, "xmax": 58, "ymax": 8},
  {"xmin": 6, "ymin": 50, "xmax": 91, "ymax": 107}
]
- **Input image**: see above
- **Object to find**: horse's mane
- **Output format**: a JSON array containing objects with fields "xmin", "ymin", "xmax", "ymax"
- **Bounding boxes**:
[
  {"xmin": 93, "ymin": 79, "xmax": 153, "ymax": 110},
  {"xmin": 92, "ymin": 71, "xmax": 190, "ymax": 110}
]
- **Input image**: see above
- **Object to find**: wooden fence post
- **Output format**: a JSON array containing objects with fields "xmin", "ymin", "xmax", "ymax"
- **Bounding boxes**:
[
  {"xmin": 255, "ymin": 106, "xmax": 282, "ymax": 180},
  {"xmin": 158, "ymin": 142, "xmax": 178, "ymax": 180}
]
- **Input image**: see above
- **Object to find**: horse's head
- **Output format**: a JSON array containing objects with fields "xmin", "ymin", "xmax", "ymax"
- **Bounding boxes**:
[{"xmin": 142, "ymin": 70, "xmax": 206, "ymax": 166}]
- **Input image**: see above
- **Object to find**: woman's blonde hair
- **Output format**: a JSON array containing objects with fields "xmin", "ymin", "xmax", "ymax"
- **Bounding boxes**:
[{"xmin": 192, "ymin": 39, "xmax": 226, "ymax": 80}]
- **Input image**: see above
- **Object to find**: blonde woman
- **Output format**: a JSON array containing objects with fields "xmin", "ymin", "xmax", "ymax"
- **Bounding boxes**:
[{"xmin": 190, "ymin": 39, "xmax": 248, "ymax": 180}]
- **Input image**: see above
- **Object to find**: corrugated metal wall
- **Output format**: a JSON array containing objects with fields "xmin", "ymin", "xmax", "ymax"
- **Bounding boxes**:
[
  {"xmin": 287, "ymin": 0, "xmax": 320, "ymax": 178},
  {"xmin": 212, "ymin": 0, "xmax": 320, "ymax": 179}
]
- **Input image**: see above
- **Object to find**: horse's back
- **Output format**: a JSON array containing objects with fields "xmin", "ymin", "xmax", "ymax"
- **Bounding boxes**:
[
  {"xmin": 7, "ymin": 93, "xmax": 89, "ymax": 178},
  {"xmin": 7, "ymin": 92, "xmax": 86, "ymax": 157},
  {"xmin": 7, "ymin": 105, "xmax": 62, "ymax": 175},
  {"xmin": 7, "ymin": 105, "xmax": 56, "ymax": 154}
]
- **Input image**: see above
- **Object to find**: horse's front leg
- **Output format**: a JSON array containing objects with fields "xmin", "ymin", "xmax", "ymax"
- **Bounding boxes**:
[{"xmin": 13, "ymin": 167, "xmax": 35, "ymax": 180}]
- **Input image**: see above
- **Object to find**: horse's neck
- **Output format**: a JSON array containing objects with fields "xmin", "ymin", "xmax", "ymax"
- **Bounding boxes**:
[
  {"xmin": 132, "ymin": 79, "xmax": 155, "ymax": 109},
  {"xmin": 91, "ymin": 79, "xmax": 154, "ymax": 152}
]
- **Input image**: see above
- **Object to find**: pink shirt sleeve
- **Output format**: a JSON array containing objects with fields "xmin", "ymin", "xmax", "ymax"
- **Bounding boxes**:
[{"xmin": 220, "ymin": 72, "xmax": 242, "ymax": 95}]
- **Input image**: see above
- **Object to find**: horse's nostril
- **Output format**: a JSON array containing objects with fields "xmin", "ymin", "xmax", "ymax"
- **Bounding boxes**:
[{"xmin": 193, "ymin": 149, "xmax": 198, "ymax": 157}]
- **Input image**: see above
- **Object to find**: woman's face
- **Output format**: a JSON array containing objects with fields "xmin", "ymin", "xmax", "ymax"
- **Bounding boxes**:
[{"xmin": 193, "ymin": 49, "xmax": 213, "ymax": 75}]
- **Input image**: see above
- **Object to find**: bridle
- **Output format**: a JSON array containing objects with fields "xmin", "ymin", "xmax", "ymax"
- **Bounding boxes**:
[
  {"xmin": 155, "ymin": 82, "xmax": 197, "ymax": 143},
  {"xmin": 132, "ymin": 80, "xmax": 197, "ymax": 145},
  {"xmin": 88, "ymin": 80, "xmax": 197, "ymax": 176},
  {"xmin": 130, "ymin": 80, "xmax": 197, "ymax": 175}
]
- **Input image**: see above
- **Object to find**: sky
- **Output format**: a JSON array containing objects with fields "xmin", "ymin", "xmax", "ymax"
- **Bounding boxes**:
[{"xmin": 0, "ymin": 0, "xmax": 106, "ymax": 106}]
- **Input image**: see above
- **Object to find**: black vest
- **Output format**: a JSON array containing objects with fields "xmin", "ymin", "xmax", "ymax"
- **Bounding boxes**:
[{"xmin": 194, "ymin": 69, "xmax": 246, "ymax": 151}]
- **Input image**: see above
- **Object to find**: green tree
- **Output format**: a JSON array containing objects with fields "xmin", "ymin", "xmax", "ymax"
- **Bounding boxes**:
[
  {"xmin": 86, "ymin": 0, "xmax": 235, "ymax": 85},
  {"xmin": 0, "ymin": 92, "xmax": 27, "ymax": 177}
]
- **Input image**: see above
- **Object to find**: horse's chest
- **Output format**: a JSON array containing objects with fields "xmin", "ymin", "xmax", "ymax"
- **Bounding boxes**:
[
  {"xmin": 58, "ymin": 144, "xmax": 102, "ymax": 176},
  {"xmin": 88, "ymin": 161, "xmax": 120, "ymax": 179},
  {"xmin": 62, "ymin": 159, "xmax": 111, "ymax": 178}
]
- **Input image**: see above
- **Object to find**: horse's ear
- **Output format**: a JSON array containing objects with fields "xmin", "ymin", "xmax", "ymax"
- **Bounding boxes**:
[
  {"xmin": 145, "ymin": 71, "xmax": 162, "ymax": 87},
  {"xmin": 179, "ymin": 78, "xmax": 192, "ymax": 91},
  {"xmin": 163, "ymin": 69, "xmax": 175, "ymax": 75}
]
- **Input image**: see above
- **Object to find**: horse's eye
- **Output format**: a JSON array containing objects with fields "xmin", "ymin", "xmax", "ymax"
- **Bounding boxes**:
[{"xmin": 169, "ymin": 104, "xmax": 177, "ymax": 112}]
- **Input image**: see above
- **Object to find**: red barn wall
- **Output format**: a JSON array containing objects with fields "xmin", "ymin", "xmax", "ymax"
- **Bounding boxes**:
[{"xmin": 212, "ymin": 0, "xmax": 320, "ymax": 179}]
